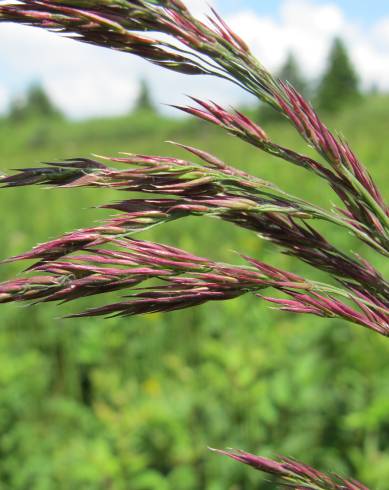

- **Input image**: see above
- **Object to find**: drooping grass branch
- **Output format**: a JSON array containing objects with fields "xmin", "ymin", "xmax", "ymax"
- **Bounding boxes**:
[
  {"xmin": 211, "ymin": 449, "xmax": 370, "ymax": 490},
  {"xmin": 1, "ymin": 153, "xmax": 388, "ymax": 304},
  {"xmin": 0, "ymin": 237, "xmax": 386, "ymax": 335},
  {"xmin": 0, "ymin": 2, "xmax": 387, "ymax": 330},
  {"xmin": 179, "ymin": 99, "xmax": 389, "ymax": 255},
  {"xmin": 0, "ymin": 1, "xmax": 387, "ymax": 486},
  {"xmin": 1, "ymin": 0, "xmax": 387, "ymax": 252}
]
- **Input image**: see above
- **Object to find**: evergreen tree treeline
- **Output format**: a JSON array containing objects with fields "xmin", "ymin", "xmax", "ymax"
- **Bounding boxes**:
[
  {"xmin": 278, "ymin": 52, "xmax": 309, "ymax": 98},
  {"xmin": 6, "ymin": 79, "xmax": 157, "ymax": 122},
  {"xmin": 9, "ymin": 83, "xmax": 62, "ymax": 122},
  {"xmin": 3, "ymin": 40, "xmax": 365, "ymax": 123},
  {"xmin": 259, "ymin": 37, "xmax": 363, "ymax": 121},
  {"xmin": 134, "ymin": 79, "xmax": 155, "ymax": 113},
  {"xmin": 316, "ymin": 37, "xmax": 361, "ymax": 113}
]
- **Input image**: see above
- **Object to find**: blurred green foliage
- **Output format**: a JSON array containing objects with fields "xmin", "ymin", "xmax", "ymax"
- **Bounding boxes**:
[{"xmin": 0, "ymin": 96, "xmax": 388, "ymax": 489}]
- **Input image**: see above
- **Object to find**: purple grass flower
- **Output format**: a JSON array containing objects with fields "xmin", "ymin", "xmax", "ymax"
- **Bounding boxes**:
[
  {"xmin": 1, "ymin": 1, "xmax": 387, "ymax": 244},
  {"xmin": 211, "ymin": 449, "xmax": 370, "ymax": 490},
  {"xmin": 1, "ymin": 2, "xmax": 388, "ymax": 487},
  {"xmin": 2, "ymin": 153, "xmax": 387, "ymax": 303},
  {"xmin": 0, "ymin": 237, "xmax": 387, "ymax": 335}
]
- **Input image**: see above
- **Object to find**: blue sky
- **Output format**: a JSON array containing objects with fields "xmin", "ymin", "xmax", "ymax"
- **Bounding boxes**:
[
  {"xmin": 0, "ymin": 0, "xmax": 389, "ymax": 118},
  {"xmin": 221, "ymin": 0, "xmax": 389, "ymax": 24}
]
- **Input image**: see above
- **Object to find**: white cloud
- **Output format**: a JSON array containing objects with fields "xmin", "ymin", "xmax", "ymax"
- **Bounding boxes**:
[
  {"xmin": 0, "ymin": 23, "xmax": 143, "ymax": 117},
  {"xmin": 372, "ymin": 18, "xmax": 389, "ymax": 48},
  {"xmin": 0, "ymin": 85, "xmax": 9, "ymax": 112},
  {"xmin": 44, "ymin": 74, "xmax": 138, "ymax": 119},
  {"xmin": 0, "ymin": 0, "xmax": 389, "ymax": 118},
  {"xmin": 226, "ymin": 1, "xmax": 348, "ymax": 76},
  {"xmin": 185, "ymin": 0, "xmax": 215, "ymax": 16}
]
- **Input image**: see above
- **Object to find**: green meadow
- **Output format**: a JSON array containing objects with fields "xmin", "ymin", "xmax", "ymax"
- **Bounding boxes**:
[{"xmin": 0, "ymin": 97, "xmax": 388, "ymax": 489}]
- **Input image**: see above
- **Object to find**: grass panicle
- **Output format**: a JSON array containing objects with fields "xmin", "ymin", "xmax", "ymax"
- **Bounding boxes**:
[{"xmin": 0, "ymin": 0, "xmax": 387, "ymax": 486}]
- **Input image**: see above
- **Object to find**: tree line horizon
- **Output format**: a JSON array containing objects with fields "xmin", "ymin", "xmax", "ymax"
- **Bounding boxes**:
[{"xmin": 4, "ymin": 37, "xmax": 381, "ymax": 122}]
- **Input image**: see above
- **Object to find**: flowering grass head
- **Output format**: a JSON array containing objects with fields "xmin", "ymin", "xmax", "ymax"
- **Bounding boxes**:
[{"xmin": 0, "ymin": 0, "xmax": 388, "ymax": 486}]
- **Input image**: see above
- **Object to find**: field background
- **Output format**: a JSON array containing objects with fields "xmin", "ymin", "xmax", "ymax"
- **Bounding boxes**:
[{"xmin": 0, "ymin": 97, "xmax": 388, "ymax": 489}]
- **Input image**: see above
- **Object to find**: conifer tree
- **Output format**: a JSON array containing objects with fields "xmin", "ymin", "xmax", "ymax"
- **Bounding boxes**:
[
  {"xmin": 134, "ymin": 79, "xmax": 155, "ymax": 113},
  {"xmin": 8, "ymin": 97, "xmax": 25, "ymax": 122},
  {"xmin": 278, "ymin": 52, "xmax": 308, "ymax": 97},
  {"xmin": 316, "ymin": 37, "xmax": 361, "ymax": 113},
  {"xmin": 26, "ymin": 84, "xmax": 61, "ymax": 118},
  {"xmin": 9, "ymin": 83, "xmax": 62, "ymax": 121}
]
